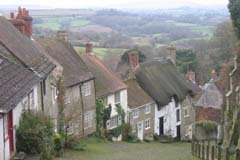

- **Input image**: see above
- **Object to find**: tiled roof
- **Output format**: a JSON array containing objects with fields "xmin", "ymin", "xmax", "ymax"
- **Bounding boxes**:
[
  {"xmin": 135, "ymin": 60, "xmax": 191, "ymax": 107},
  {"xmin": 125, "ymin": 79, "xmax": 154, "ymax": 109},
  {"xmin": 38, "ymin": 39, "xmax": 94, "ymax": 87},
  {"xmin": 0, "ymin": 16, "xmax": 55, "ymax": 77},
  {"xmin": 81, "ymin": 54, "xmax": 127, "ymax": 98},
  {"xmin": 0, "ymin": 55, "xmax": 40, "ymax": 113}
]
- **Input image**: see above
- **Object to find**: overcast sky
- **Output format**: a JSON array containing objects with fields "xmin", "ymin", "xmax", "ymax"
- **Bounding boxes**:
[{"xmin": 0, "ymin": 0, "xmax": 228, "ymax": 9}]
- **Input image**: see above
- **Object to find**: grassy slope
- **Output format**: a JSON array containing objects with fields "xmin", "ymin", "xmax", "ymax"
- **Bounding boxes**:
[
  {"xmin": 75, "ymin": 47, "xmax": 127, "ymax": 60},
  {"xmin": 58, "ymin": 137, "xmax": 199, "ymax": 160}
]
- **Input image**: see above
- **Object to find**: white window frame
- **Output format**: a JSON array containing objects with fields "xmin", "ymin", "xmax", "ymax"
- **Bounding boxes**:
[
  {"xmin": 109, "ymin": 116, "xmax": 118, "ymax": 129},
  {"xmin": 51, "ymin": 86, "xmax": 57, "ymax": 104},
  {"xmin": 114, "ymin": 91, "xmax": 121, "ymax": 105},
  {"xmin": 145, "ymin": 104, "xmax": 151, "ymax": 114},
  {"xmin": 84, "ymin": 111, "xmax": 93, "ymax": 129},
  {"xmin": 184, "ymin": 108, "xmax": 189, "ymax": 117},
  {"xmin": 64, "ymin": 95, "xmax": 71, "ymax": 105},
  {"xmin": 145, "ymin": 119, "xmax": 150, "ymax": 130},
  {"xmin": 132, "ymin": 109, "xmax": 139, "ymax": 119},
  {"xmin": 82, "ymin": 82, "xmax": 91, "ymax": 96},
  {"xmin": 103, "ymin": 97, "xmax": 108, "ymax": 107}
]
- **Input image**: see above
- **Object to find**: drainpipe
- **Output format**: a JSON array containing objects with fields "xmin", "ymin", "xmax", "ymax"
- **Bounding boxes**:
[{"xmin": 79, "ymin": 83, "xmax": 85, "ymax": 137}]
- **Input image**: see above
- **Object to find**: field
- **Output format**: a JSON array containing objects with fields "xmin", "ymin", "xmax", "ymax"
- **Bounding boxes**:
[
  {"xmin": 75, "ymin": 47, "xmax": 127, "ymax": 60},
  {"xmin": 55, "ymin": 137, "xmax": 199, "ymax": 160}
]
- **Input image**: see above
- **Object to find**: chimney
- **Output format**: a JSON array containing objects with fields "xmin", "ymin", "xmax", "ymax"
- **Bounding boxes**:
[
  {"xmin": 128, "ymin": 50, "xmax": 139, "ymax": 69},
  {"xmin": 86, "ymin": 42, "xmax": 94, "ymax": 55},
  {"xmin": 10, "ymin": 13, "xmax": 14, "ymax": 19},
  {"xmin": 9, "ymin": 7, "xmax": 32, "ymax": 37},
  {"xmin": 166, "ymin": 45, "xmax": 176, "ymax": 65},
  {"xmin": 57, "ymin": 30, "xmax": 68, "ymax": 42},
  {"xmin": 186, "ymin": 71, "xmax": 196, "ymax": 83},
  {"xmin": 210, "ymin": 70, "xmax": 217, "ymax": 80}
]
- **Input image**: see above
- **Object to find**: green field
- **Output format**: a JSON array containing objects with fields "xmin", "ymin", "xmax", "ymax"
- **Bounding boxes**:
[
  {"xmin": 75, "ymin": 47, "xmax": 127, "ymax": 60},
  {"xmin": 56, "ymin": 137, "xmax": 199, "ymax": 160},
  {"xmin": 34, "ymin": 16, "xmax": 90, "ymax": 30}
]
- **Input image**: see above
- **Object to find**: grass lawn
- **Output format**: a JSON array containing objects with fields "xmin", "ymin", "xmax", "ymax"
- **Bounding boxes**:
[{"xmin": 57, "ymin": 137, "xmax": 199, "ymax": 160}]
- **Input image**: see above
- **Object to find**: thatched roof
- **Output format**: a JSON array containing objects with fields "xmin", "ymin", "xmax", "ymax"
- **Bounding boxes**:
[
  {"xmin": 135, "ymin": 60, "xmax": 191, "ymax": 107},
  {"xmin": 125, "ymin": 79, "xmax": 154, "ymax": 109}
]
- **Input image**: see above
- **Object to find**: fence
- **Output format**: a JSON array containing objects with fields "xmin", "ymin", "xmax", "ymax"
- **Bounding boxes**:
[{"xmin": 191, "ymin": 140, "xmax": 240, "ymax": 160}]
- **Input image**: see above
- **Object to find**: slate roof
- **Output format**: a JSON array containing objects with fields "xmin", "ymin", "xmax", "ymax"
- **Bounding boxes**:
[
  {"xmin": 81, "ymin": 54, "xmax": 127, "ymax": 98},
  {"xmin": 0, "ymin": 55, "xmax": 40, "ymax": 113},
  {"xmin": 135, "ymin": 60, "xmax": 191, "ymax": 107},
  {"xmin": 0, "ymin": 16, "xmax": 55, "ymax": 77},
  {"xmin": 38, "ymin": 39, "xmax": 94, "ymax": 87},
  {"xmin": 196, "ymin": 82, "xmax": 223, "ymax": 109},
  {"xmin": 125, "ymin": 79, "xmax": 154, "ymax": 109}
]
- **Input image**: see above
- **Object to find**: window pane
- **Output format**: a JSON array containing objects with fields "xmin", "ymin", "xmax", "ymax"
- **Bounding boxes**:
[{"xmin": 114, "ymin": 92, "xmax": 120, "ymax": 104}]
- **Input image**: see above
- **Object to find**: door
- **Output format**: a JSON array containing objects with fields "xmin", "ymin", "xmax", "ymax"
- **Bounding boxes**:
[
  {"xmin": 137, "ymin": 122, "xmax": 143, "ymax": 140},
  {"xmin": 176, "ymin": 125, "xmax": 181, "ymax": 141},
  {"xmin": 8, "ymin": 111, "xmax": 14, "ymax": 154},
  {"xmin": 159, "ymin": 117, "xmax": 164, "ymax": 135}
]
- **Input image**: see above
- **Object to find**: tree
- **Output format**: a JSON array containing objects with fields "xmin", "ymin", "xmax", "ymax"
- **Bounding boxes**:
[
  {"xmin": 176, "ymin": 49, "xmax": 198, "ymax": 74},
  {"xmin": 228, "ymin": 0, "xmax": 240, "ymax": 38}
]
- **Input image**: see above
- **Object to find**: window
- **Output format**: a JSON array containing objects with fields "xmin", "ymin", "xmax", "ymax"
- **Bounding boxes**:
[
  {"xmin": 145, "ymin": 119, "xmax": 150, "ymax": 130},
  {"xmin": 114, "ymin": 92, "xmax": 121, "ymax": 105},
  {"xmin": 28, "ymin": 91, "xmax": 34, "ymax": 110},
  {"xmin": 132, "ymin": 109, "xmax": 139, "ymax": 119},
  {"xmin": 82, "ymin": 82, "xmax": 91, "ymax": 96},
  {"xmin": 3, "ymin": 115, "xmax": 8, "ymax": 139},
  {"xmin": 51, "ymin": 86, "xmax": 57, "ymax": 104},
  {"xmin": 64, "ymin": 95, "xmax": 70, "ymax": 104},
  {"xmin": 84, "ymin": 111, "xmax": 93, "ymax": 129},
  {"xmin": 41, "ymin": 78, "xmax": 46, "ymax": 96},
  {"xmin": 184, "ymin": 108, "xmax": 189, "ymax": 117},
  {"xmin": 145, "ymin": 105, "xmax": 151, "ymax": 114},
  {"xmin": 109, "ymin": 116, "xmax": 118, "ymax": 129},
  {"xmin": 176, "ymin": 109, "xmax": 180, "ymax": 122}
]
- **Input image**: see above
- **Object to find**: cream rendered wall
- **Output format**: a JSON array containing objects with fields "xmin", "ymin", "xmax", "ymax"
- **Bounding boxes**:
[
  {"xmin": 154, "ymin": 98, "xmax": 181, "ymax": 138},
  {"xmin": 106, "ymin": 89, "xmax": 128, "ymax": 121}
]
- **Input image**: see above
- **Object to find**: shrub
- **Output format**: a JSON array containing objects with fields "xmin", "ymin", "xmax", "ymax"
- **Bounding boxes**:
[
  {"xmin": 196, "ymin": 120, "xmax": 218, "ymax": 134},
  {"xmin": 53, "ymin": 134, "xmax": 63, "ymax": 157},
  {"xmin": 16, "ymin": 112, "xmax": 54, "ymax": 154},
  {"xmin": 65, "ymin": 136, "xmax": 87, "ymax": 151}
]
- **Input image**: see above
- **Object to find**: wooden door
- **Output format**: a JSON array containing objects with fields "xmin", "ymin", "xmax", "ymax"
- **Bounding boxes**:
[
  {"xmin": 159, "ymin": 117, "xmax": 164, "ymax": 135},
  {"xmin": 8, "ymin": 111, "xmax": 14, "ymax": 154}
]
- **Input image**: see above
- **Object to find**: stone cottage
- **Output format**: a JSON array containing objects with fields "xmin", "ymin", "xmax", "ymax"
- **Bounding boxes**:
[
  {"xmin": 81, "ymin": 43, "xmax": 128, "ymax": 130},
  {"xmin": 125, "ymin": 79, "xmax": 156, "ymax": 140},
  {"xmin": 38, "ymin": 38, "xmax": 96, "ymax": 137},
  {"xmin": 0, "ymin": 55, "xmax": 41, "ymax": 160}
]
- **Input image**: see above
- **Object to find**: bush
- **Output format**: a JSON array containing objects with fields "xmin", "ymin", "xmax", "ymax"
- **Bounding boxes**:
[
  {"xmin": 196, "ymin": 120, "xmax": 218, "ymax": 134},
  {"xmin": 65, "ymin": 136, "xmax": 87, "ymax": 151},
  {"xmin": 53, "ymin": 134, "xmax": 63, "ymax": 157},
  {"xmin": 16, "ymin": 112, "xmax": 54, "ymax": 154}
]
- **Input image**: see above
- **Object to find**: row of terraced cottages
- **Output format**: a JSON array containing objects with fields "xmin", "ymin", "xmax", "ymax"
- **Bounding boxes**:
[{"xmin": 0, "ymin": 8, "xmax": 195, "ymax": 159}]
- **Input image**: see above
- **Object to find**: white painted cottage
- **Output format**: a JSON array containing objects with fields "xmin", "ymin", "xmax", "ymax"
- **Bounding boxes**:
[{"xmin": 0, "ymin": 55, "xmax": 40, "ymax": 160}]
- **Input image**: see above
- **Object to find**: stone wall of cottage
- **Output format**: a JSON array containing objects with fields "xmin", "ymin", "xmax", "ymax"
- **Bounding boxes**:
[
  {"xmin": 181, "ymin": 96, "xmax": 195, "ymax": 141},
  {"xmin": 129, "ymin": 103, "xmax": 155, "ymax": 139},
  {"xmin": 65, "ymin": 79, "xmax": 96, "ymax": 137}
]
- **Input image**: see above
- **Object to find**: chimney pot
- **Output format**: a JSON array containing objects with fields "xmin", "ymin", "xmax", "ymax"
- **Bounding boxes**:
[
  {"xmin": 186, "ymin": 71, "xmax": 196, "ymax": 83},
  {"xmin": 86, "ymin": 42, "xmax": 94, "ymax": 55},
  {"xmin": 211, "ymin": 70, "xmax": 217, "ymax": 80}
]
